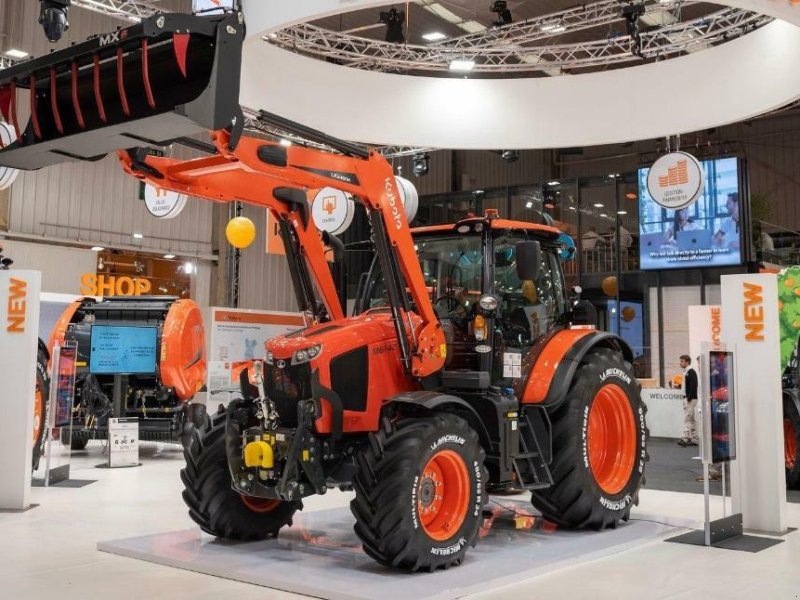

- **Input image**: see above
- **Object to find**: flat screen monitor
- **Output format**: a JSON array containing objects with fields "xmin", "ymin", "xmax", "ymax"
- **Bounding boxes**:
[
  {"xmin": 709, "ymin": 350, "xmax": 736, "ymax": 463},
  {"xmin": 638, "ymin": 157, "xmax": 743, "ymax": 270},
  {"xmin": 89, "ymin": 325, "xmax": 158, "ymax": 375}
]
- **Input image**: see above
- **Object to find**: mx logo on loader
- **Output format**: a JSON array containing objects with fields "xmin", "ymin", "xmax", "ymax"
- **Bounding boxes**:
[{"xmin": 98, "ymin": 31, "xmax": 121, "ymax": 46}]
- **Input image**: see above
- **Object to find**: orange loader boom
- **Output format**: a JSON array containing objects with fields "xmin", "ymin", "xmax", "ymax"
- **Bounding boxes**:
[{"xmin": 118, "ymin": 129, "xmax": 445, "ymax": 378}]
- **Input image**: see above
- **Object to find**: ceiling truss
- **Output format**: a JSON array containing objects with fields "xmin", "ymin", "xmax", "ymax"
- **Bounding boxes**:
[
  {"xmin": 266, "ymin": 1, "xmax": 771, "ymax": 75},
  {"xmin": 71, "ymin": 0, "xmax": 166, "ymax": 22}
]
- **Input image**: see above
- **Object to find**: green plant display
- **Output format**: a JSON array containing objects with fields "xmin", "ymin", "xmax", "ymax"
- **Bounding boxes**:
[{"xmin": 778, "ymin": 266, "xmax": 800, "ymax": 372}]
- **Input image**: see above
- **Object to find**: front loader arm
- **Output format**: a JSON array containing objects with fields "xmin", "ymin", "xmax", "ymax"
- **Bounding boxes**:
[{"xmin": 121, "ymin": 130, "xmax": 445, "ymax": 377}]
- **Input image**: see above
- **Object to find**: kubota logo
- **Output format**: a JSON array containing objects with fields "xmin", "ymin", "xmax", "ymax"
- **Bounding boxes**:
[
  {"xmin": 6, "ymin": 277, "xmax": 27, "ymax": 333},
  {"xmin": 657, "ymin": 159, "xmax": 689, "ymax": 188},
  {"xmin": 385, "ymin": 178, "xmax": 403, "ymax": 230}
]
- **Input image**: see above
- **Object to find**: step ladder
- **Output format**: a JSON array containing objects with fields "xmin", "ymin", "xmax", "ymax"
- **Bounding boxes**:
[{"xmin": 512, "ymin": 411, "xmax": 553, "ymax": 490}]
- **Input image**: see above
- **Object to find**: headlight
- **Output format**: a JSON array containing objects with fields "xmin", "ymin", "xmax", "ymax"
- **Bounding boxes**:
[
  {"xmin": 478, "ymin": 294, "xmax": 499, "ymax": 312},
  {"xmin": 292, "ymin": 344, "xmax": 322, "ymax": 365}
]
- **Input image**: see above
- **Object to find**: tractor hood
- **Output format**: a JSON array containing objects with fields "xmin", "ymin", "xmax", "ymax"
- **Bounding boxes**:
[{"xmin": 266, "ymin": 309, "xmax": 418, "ymax": 361}]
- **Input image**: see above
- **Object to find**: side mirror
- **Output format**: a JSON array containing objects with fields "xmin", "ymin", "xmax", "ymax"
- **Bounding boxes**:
[{"xmin": 516, "ymin": 241, "xmax": 542, "ymax": 281}]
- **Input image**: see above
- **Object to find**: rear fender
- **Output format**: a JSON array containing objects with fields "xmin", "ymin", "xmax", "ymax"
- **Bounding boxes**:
[
  {"xmin": 519, "ymin": 328, "xmax": 634, "ymax": 412},
  {"xmin": 388, "ymin": 391, "xmax": 492, "ymax": 451}
]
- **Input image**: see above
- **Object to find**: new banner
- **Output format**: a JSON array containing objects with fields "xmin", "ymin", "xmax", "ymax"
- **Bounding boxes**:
[
  {"xmin": 720, "ymin": 273, "xmax": 786, "ymax": 533},
  {"xmin": 0, "ymin": 271, "xmax": 41, "ymax": 510}
]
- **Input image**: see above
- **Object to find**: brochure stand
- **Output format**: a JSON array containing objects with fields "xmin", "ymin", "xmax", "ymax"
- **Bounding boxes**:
[
  {"xmin": 667, "ymin": 345, "xmax": 782, "ymax": 552},
  {"xmin": 41, "ymin": 343, "xmax": 77, "ymax": 486},
  {"xmin": 105, "ymin": 418, "xmax": 141, "ymax": 469}
]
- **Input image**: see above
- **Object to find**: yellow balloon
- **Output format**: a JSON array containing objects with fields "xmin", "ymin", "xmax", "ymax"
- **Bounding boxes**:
[{"xmin": 226, "ymin": 217, "xmax": 256, "ymax": 249}]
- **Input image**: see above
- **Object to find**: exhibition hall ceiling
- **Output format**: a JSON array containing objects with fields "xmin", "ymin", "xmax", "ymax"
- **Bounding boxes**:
[{"xmin": 268, "ymin": 1, "xmax": 769, "ymax": 77}]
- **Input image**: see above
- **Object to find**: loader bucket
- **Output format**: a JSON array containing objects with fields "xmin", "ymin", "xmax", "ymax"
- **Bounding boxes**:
[{"xmin": 0, "ymin": 11, "xmax": 244, "ymax": 170}]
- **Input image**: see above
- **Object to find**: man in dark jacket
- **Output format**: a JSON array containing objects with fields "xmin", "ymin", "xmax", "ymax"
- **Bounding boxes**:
[{"xmin": 677, "ymin": 354, "xmax": 699, "ymax": 447}]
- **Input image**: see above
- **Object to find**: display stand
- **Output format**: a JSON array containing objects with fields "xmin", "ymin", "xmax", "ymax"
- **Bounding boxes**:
[
  {"xmin": 103, "ymin": 418, "xmax": 141, "ymax": 469},
  {"xmin": 41, "ymin": 343, "xmax": 77, "ymax": 486},
  {"xmin": 667, "ymin": 344, "xmax": 782, "ymax": 552}
]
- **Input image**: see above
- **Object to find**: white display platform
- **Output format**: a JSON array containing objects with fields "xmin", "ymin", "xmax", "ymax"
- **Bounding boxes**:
[
  {"xmin": 642, "ymin": 388, "xmax": 684, "ymax": 439},
  {"xmin": 98, "ymin": 503, "xmax": 673, "ymax": 600}
]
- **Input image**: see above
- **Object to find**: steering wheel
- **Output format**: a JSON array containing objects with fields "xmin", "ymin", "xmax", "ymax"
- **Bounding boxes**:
[{"xmin": 434, "ymin": 295, "xmax": 462, "ymax": 315}]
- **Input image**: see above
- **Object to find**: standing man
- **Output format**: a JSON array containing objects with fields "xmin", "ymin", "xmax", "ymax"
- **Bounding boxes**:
[{"xmin": 677, "ymin": 354, "xmax": 699, "ymax": 447}]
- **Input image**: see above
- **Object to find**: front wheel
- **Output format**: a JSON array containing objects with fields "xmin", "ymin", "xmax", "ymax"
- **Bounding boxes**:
[
  {"xmin": 351, "ymin": 413, "xmax": 487, "ymax": 572},
  {"xmin": 180, "ymin": 403, "xmax": 300, "ymax": 540},
  {"xmin": 531, "ymin": 347, "xmax": 647, "ymax": 529}
]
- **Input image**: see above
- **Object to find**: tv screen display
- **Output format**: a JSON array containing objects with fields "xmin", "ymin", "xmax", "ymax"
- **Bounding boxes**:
[
  {"xmin": 638, "ymin": 157, "xmax": 742, "ymax": 270},
  {"xmin": 89, "ymin": 325, "xmax": 158, "ymax": 374}
]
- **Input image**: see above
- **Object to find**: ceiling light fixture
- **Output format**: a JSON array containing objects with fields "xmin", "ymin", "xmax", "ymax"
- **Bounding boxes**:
[
  {"xmin": 449, "ymin": 59, "xmax": 475, "ymax": 72},
  {"xmin": 4, "ymin": 48, "xmax": 29, "ymax": 59},
  {"xmin": 617, "ymin": 210, "xmax": 628, "ymax": 215},
  {"xmin": 183, "ymin": 262, "xmax": 195, "ymax": 275},
  {"xmin": 593, "ymin": 203, "xmax": 604, "ymax": 208},
  {"xmin": 490, "ymin": 1, "xmax": 513, "ymax": 27},
  {"xmin": 525, "ymin": 201, "xmax": 533, "ymax": 209},
  {"xmin": 541, "ymin": 22, "xmax": 566, "ymax": 33},
  {"xmin": 547, "ymin": 181, "xmax": 561, "ymax": 186},
  {"xmin": 412, "ymin": 153, "xmax": 430, "ymax": 177},
  {"xmin": 90, "ymin": 246, "xmax": 104, "ymax": 252},
  {"xmin": 163, "ymin": 253, "xmax": 176, "ymax": 259},
  {"xmin": 422, "ymin": 31, "xmax": 447, "ymax": 42},
  {"xmin": 132, "ymin": 232, "xmax": 143, "ymax": 239}
]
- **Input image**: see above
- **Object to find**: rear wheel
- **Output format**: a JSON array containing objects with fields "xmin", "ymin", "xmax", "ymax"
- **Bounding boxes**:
[
  {"xmin": 351, "ymin": 413, "xmax": 487, "ymax": 572},
  {"xmin": 531, "ymin": 347, "xmax": 647, "ymax": 529},
  {"xmin": 784, "ymin": 395, "xmax": 800, "ymax": 490},
  {"xmin": 31, "ymin": 347, "xmax": 50, "ymax": 471},
  {"xmin": 181, "ymin": 403, "xmax": 300, "ymax": 540}
]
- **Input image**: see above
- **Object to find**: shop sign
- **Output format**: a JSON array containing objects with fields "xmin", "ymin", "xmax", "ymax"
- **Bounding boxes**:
[
  {"xmin": 144, "ymin": 184, "xmax": 188, "ymax": 219},
  {"xmin": 80, "ymin": 274, "xmax": 152, "ymax": 297},
  {"xmin": 311, "ymin": 187, "xmax": 355, "ymax": 235},
  {"xmin": 646, "ymin": 151, "xmax": 705, "ymax": 210}
]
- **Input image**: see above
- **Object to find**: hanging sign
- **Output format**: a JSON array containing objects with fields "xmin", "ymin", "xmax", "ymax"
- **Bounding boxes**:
[
  {"xmin": 311, "ymin": 187, "xmax": 355, "ymax": 235},
  {"xmin": 0, "ymin": 122, "xmax": 20, "ymax": 191},
  {"xmin": 646, "ymin": 151, "xmax": 705, "ymax": 210},
  {"xmin": 144, "ymin": 184, "xmax": 188, "ymax": 219}
]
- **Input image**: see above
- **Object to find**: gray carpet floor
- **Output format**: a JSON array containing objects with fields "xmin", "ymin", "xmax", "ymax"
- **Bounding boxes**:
[{"xmin": 645, "ymin": 437, "xmax": 800, "ymax": 503}]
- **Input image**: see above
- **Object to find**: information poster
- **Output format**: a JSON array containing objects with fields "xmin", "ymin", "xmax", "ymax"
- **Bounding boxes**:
[
  {"xmin": 109, "ymin": 418, "xmax": 139, "ymax": 468},
  {"xmin": 207, "ymin": 309, "xmax": 304, "ymax": 394},
  {"xmin": 54, "ymin": 345, "xmax": 77, "ymax": 427},
  {"xmin": 709, "ymin": 350, "xmax": 736, "ymax": 463},
  {"xmin": 89, "ymin": 325, "xmax": 158, "ymax": 374}
]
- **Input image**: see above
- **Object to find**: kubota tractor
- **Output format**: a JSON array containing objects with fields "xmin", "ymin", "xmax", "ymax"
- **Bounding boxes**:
[{"xmin": 0, "ymin": 10, "xmax": 647, "ymax": 571}]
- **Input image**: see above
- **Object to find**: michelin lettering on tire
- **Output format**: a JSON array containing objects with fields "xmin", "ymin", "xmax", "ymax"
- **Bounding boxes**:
[{"xmin": 599, "ymin": 367, "xmax": 631, "ymax": 385}]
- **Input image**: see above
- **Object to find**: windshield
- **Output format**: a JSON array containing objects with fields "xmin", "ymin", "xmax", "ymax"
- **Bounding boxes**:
[{"xmin": 363, "ymin": 234, "xmax": 483, "ymax": 318}]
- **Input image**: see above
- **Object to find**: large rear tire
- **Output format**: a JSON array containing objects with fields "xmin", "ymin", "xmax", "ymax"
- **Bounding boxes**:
[
  {"xmin": 784, "ymin": 395, "xmax": 800, "ymax": 490},
  {"xmin": 180, "ymin": 403, "xmax": 300, "ymax": 540},
  {"xmin": 32, "ymin": 347, "xmax": 50, "ymax": 471},
  {"xmin": 351, "ymin": 413, "xmax": 487, "ymax": 572},
  {"xmin": 531, "ymin": 347, "xmax": 647, "ymax": 529}
]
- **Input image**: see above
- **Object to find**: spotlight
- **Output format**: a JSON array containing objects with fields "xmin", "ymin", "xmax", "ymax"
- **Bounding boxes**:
[
  {"xmin": 621, "ymin": 2, "xmax": 645, "ymax": 57},
  {"xmin": 412, "ymin": 153, "xmax": 429, "ymax": 177},
  {"xmin": 0, "ymin": 257, "xmax": 13, "ymax": 269},
  {"xmin": 38, "ymin": 0, "xmax": 71, "ymax": 43},
  {"xmin": 490, "ymin": 1, "xmax": 513, "ymax": 27},
  {"xmin": 379, "ymin": 7, "xmax": 405, "ymax": 44},
  {"xmin": 500, "ymin": 150, "xmax": 519, "ymax": 163}
]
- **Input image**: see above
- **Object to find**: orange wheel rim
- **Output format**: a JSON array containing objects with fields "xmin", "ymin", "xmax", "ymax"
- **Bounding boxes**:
[
  {"xmin": 785, "ymin": 418, "xmax": 798, "ymax": 471},
  {"xmin": 32, "ymin": 385, "xmax": 43, "ymax": 445},
  {"xmin": 417, "ymin": 449, "xmax": 470, "ymax": 542},
  {"xmin": 587, "ymin": 384, "xmax": 637, "ymax": 495},
  {"xmin": 240, "ymin": 495, "xmax": 280, "ymax": 513}
]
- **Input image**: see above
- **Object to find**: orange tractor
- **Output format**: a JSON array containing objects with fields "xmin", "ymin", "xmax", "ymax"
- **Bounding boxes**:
[{"xmin": 0, "ymin": 11, "xmax": 647, "ymax": 571}]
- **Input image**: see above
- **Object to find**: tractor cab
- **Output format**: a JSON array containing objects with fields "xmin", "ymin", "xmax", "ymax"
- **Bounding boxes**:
[{"xmin": 357, "ymin": 211, "xmax": 569, "ymax": 388}]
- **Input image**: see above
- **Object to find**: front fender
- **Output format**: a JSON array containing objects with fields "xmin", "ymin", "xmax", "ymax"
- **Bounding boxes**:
[{"xmin": 519, "ymin": 328, "xmax": 635, "ymax": 412}]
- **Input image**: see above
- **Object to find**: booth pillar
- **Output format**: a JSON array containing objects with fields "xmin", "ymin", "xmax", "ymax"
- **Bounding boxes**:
[
  {"xmin": 0, "ymin": 271, "xmax": 41, "ymax": 510},
  {"xmin": 720, "ymin": 273, "xmax": 787, "ymax": 533}
]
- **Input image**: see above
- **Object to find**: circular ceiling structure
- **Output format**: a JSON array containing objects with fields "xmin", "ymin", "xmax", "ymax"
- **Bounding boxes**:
[{"xmin": 239, "ymin": 1, "xmax": 800, "ymax": 149}]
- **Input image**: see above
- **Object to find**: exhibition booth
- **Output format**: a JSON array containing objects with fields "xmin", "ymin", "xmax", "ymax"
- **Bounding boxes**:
[{"xmin": 1, "ymin": 0, "xmax": 799, "ymax": 598}]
